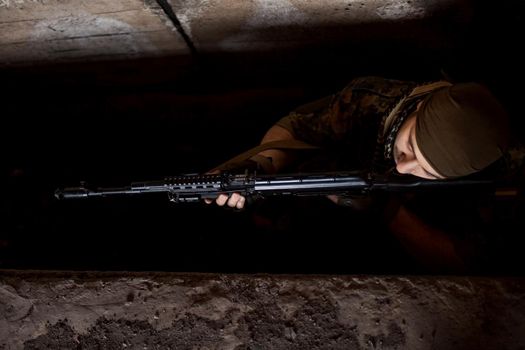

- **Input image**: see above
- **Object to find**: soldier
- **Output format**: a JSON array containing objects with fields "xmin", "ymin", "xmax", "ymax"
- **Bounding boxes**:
[{"xmin": 207, "ymin": 76, "xmax": 521, "ymax": 272}]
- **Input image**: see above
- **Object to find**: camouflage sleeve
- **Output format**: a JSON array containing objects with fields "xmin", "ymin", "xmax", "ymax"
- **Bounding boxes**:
[
  {"xmin": 275, "ymin": 94, "xmax": 335, "ymax": 145},
  {"xmin": 275, "ymin": 78, "xmax": 365, "ymax": 147},
  {"xmin": 275, "ymin": 76, "xmax": 415, "ymax": 148}
]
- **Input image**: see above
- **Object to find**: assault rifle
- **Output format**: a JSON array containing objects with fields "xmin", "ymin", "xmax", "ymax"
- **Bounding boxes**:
[{"xmin": 54, "ymin": 171, "xmax": 501, "ymax": 203}]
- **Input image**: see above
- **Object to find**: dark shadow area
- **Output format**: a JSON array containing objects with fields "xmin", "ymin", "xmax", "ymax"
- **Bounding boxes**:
[{"xmin": 1, "ymin": 2, "xmax": 524, "ymax": 275}]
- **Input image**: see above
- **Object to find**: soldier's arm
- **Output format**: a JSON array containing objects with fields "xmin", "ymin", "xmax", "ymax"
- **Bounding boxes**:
[
  {"xmin": 254, "ymin": 125, "xmax": 297, "ymax": 173},
  {"xmin": 388, "ymin": 205, "xmax": 467, "ymax": 273}
]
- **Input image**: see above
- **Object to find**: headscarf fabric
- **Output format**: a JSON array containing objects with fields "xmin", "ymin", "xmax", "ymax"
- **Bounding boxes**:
[{"xmin": 415, "ymin": 83, "xmax": 510, "ymax": 178}]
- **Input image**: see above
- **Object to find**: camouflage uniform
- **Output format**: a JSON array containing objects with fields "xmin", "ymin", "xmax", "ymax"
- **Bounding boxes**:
[{"xmin": 275, "ymin": 76, "xmax": 419, "ymax": 173}]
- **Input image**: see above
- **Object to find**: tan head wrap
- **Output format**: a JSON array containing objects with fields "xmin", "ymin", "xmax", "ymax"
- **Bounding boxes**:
[{"xmin": 416, "ymin": 83, "xmax": 510, "ymax": 178}]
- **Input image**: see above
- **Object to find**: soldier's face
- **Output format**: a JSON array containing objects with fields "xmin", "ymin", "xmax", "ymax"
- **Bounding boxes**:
[{"xmin": 393, "ymin": 112, "xmax": 443, "ymax": 180}]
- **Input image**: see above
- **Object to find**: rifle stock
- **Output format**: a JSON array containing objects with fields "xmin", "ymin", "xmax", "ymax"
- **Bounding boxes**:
[{"xmin": 55, "ymin": 171, "xmax": 497, "ymax": 204}]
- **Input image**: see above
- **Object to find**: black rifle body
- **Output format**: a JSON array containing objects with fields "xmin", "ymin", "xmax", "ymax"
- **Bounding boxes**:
[{"xmin": 55, "ymin": 172, "xmax": 495, "ymax": 203}]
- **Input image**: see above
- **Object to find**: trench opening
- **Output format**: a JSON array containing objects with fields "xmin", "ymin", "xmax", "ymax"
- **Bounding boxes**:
[{"xmin": 2, "ymin": 6, "xmax": 524, "ymax": 275}]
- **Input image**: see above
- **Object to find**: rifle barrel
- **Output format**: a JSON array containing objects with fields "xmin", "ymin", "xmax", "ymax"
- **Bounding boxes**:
[{"xmin": 55, "ymin": 171, "xmax": 498, "ymax": 202}]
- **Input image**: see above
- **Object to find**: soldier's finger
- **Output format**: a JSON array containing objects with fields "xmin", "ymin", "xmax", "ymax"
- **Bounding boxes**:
[
  {"xmin": 227, "ymin": 193, "xmax": 241, "ymax": 207},
  {"xmin": 215, "ymin": 194, "xmax": 229, "ymax": 206},
  {"xmin": 327, "ymin": 195, "xmax": 339, "ymax": 204},
  {"xmin": 236, "ymin": 196, "xmax": 246, "ymax": 209}
]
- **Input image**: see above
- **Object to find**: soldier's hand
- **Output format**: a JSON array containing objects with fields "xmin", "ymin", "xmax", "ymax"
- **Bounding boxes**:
[{"xmin": 204, "ymin": 192, "xmax": 246, "ymax": 209}]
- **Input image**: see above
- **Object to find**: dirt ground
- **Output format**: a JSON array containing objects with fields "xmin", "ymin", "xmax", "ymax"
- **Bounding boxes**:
[{"xmin": 1, "ymin": 270, "xmax": 524, "ymax": 349}]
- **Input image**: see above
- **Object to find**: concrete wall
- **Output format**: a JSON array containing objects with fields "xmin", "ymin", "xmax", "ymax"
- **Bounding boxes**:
[{"xmin": 0, "ymin": 0, "xmax": 470, "ymax": 66}]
